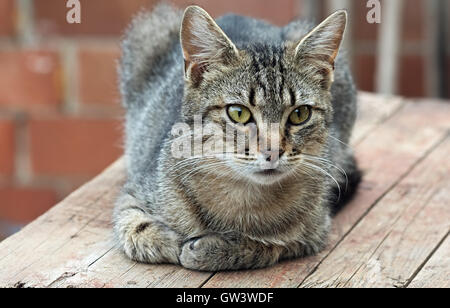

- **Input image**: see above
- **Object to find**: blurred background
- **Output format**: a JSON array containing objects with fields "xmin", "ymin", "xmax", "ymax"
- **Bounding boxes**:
[{"xmin": 0, "ymin": 0, "xmax": 449, "ymax": 240}]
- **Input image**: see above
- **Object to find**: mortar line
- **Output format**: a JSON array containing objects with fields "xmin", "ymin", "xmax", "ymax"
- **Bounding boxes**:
[{"xmin": 16, "ymin": 0, "xmax": 36, "ymax": 46}]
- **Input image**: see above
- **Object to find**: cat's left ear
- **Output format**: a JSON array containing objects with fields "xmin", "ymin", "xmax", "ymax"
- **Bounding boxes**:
[
  {"xmin": 293, "ymin": 10, "xmax": 347, "ymax": 87},
  {"xmin": 181, "ymin": 6, "xmax": 239, "ymax": 86}
]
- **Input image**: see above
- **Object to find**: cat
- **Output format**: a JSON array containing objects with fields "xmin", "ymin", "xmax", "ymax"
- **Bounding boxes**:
[{"xmin": 113, "ymin": 3, "xmax": 361, "ymax": 271}]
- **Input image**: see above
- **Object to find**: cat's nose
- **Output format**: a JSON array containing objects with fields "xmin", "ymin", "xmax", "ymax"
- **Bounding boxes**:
[{"xmin": 261, "ymin": 149, "xmax": 284, "ymax": 162}]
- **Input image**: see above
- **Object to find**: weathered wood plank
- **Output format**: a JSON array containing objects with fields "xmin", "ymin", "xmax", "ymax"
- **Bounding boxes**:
[
  {"xmin": 351, "ymin": 93, "xmax": 404, "ymax": 145},
  {"xmin": 204, "ymin": 101, "xmax": 450, "ymax": 288},
  {"xmin": 177, "ymin": 93, "xmax": 404, "ymax": 288},
  {"xmin": 0, "ymin": 159, "xmax": 126, "ymax": 287},
  {"xmin": 0, "ymin": 93, "xmax": 388, "ymax": 288},
  {"xmin": 0, "ymin": 161, "xmax": 122, "ymax": 262},
  {"xmin": 54, "ymin": 247, "xmax": 210, "ymax": 288},
  {"xmin": 300, "ymin": 136, "xmax": 450, "ymax": 288},
  {"xmin": 49, "ymin": 92, "xmax": 399, "ymax": 288},
  {"xmin": 0, "ymin": 94, "xmax": 448, "ymax": 288},
  {"xmin": 0, "ymin": 157, "xmax": 210, "ymax": 288},
  {"xmin": 408, "ymin": 235, "xmax": 449, "ymax": 288}
]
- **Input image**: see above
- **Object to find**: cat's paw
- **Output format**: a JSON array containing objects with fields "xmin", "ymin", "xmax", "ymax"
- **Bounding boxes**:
[{"xmin": 179, "ymin": 234, "xmax": 233, "ymax": 271}]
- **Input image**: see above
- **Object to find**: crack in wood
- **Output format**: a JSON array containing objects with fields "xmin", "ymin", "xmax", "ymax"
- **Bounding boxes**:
[{"xmin": 47, "ymin": 272, "xmax": 77, "ymax": 288}]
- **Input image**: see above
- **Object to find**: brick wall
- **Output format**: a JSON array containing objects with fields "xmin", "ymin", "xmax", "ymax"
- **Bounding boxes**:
[{"xmin": 0, "ymin": 0, "xmax": 448, "ymax": 239}]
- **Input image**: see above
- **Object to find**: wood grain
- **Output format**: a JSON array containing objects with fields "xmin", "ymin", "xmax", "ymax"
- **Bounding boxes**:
[
  {"xmin": 0, "ymin": 159, "xmax": 126, "ymax": 287},
  {"xmin": 0, "ymin": 93, "xmax": 448, "ymax": 288},
  {"xmin": 408, "ymin": 235, "xmax": 449, "ymax": 288},
  {"xmin": 0, "ymin": 158, "xmax": 211, "ymax": 288},
  {"xmin": 203, "ymin": 101, "xmax": 450, "ymax": 288},
  {"xmin": 49, "ymin": 92, "xmax": 401, "ymax": 288},
  {"xmin": 54, "ymin": 247, "xmax": 211, "ymax": 288},
  {"xmin": 351, "ymin": 92, "xmax": 404, "ymax": 145},
  {"xmin": 300, "ymin": 137, "xmax": 450, "ymax": 288}
]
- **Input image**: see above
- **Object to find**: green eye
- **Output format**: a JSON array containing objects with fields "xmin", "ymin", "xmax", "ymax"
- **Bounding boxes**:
[
  {"xmin": 289, "ymin": 106, "xmax": 311, "ymax": 125},
  {"xmin": 227, "ymin": 105, "xmax": 252, "ymax": 124}
]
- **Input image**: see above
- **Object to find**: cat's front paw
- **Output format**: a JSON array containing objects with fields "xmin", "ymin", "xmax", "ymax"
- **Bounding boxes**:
[{"xmin": 179, "ymin": 234, "xmax": 234, "ymax": 271}]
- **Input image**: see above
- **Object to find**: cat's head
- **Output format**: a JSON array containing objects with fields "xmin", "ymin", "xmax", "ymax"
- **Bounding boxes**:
[{"xmin": 177, "ymin": 6, "xmax": 347, "ymax": 185}]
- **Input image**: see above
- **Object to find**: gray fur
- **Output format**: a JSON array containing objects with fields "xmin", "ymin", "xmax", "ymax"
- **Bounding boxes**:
[{"xmin": 114, "ymin": 4, "xmax": 360, "ymax": 271}]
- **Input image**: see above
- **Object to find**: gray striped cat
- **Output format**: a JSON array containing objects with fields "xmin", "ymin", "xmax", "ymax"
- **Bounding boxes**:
[{"xmin": 113, "ymin": 4, "xmax": 361, "ymax": 271}]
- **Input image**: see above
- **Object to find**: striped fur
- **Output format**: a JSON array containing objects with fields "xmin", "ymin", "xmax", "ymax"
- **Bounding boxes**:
[{"xmin": 114, "ymin": 4, "xmax": 360, "ymax": 271}]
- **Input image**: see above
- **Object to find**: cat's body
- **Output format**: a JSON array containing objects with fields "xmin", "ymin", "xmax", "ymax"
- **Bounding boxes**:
[{"xmin": 114, "ymin": 4, "xmax": 360, "ymax": 271}]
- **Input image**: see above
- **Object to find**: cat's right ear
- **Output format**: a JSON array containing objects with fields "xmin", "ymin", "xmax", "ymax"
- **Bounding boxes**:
[
  {"xmin": 293, "ymin": 10, "xmax": 347, "ymax": 89},
  {"xmin": 180, "ymin": 6, "xmax": 239, "ymax": 86}
]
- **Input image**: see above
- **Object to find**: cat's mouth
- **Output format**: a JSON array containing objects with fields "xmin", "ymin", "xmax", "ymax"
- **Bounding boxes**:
[
  {"xmin": 254, "ymin": 169, "xmax": 283, "ymax": 176},
  {"xmin": 249, "ymin": 167, "xmax": 287, "ymax": 185}
]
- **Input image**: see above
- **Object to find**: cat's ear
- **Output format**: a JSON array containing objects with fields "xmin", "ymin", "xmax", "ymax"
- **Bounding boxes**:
[
  {"xmin": 180, "ymin": 6, "xmax": 239, "ymax": 86},
  {"xmin": 293, "ymin": 10, "xmax": 347, "ymax": 88}
]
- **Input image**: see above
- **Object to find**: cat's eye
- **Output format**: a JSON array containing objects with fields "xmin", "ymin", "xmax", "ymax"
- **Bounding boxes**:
[
  {"xmin": 289, "ymin": 106, "xmax": 311, "ymax": 125},
  {"xmin": 227, "ymin": 105, "xmax": 252, "ymax": 124}
]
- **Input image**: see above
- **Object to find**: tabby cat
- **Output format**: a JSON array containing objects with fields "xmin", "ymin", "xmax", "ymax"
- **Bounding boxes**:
[{"xmin": 113, "ymin": 4, "xmax": 361, "ymax": 271}]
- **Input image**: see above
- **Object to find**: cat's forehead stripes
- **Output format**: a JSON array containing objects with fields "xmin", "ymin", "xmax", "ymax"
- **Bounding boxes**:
[
  {"xmin": 245, "ymin": 44, "xmax": 293, "ymax": 115},
  {"xmin": 248, "ymin": 87, "xmax": 256, "ymax": 106}
]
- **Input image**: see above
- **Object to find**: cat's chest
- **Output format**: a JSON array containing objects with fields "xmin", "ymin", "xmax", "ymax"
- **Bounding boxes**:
[
  {"xmin": 194, "ymin": 176, "xmax": 286, "ymax": 206},
  {"xmin": 190, "ymin": 174, "xmax": 321, "ymax": 237}
]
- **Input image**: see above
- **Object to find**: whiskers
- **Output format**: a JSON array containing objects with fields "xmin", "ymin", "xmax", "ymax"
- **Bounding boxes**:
[
  {"xmin": 328, "ymin": 135, "xmax": 351, "ymax": 149},
  {"xmin": 165, "ymin": 152, "xmax": 255, "ymax": 186},
  {"xmin": 287, "ymin": 153, "xmax": 348, "ymax": 202},
  {"xmin": 164, "ymin": 145, "xmax": 347, "ymax": 201}
]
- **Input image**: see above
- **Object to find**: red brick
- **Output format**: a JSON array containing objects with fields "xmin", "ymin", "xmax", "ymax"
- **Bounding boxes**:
[
  {"xmin": 402, "ymin": 0, "xmax": 424, "ymax": 41},
  {"xmin": 35, "ymin": 0, "xmax": 156, "ymax": 36},
  {"xmin": 172, "ymin": 0, "xmax": 296, "ymax": 25},
  {"xmin": 35, "ymin": 0, "xmax": 296, "ymax": 36},
  {"xmin": 0, "ymin": 118, "xmax": 15, "ymax": 175},
  {"xmin": 78, "ymin": 45, "xmax": 121, "ymax": 107},
  {"xmin": 0, "ymin": 0, "xmax": 15, "ymax": 37},
  {"xmin": 353, "ymin": 0, "xmax": 379, "ymax": 41},
  {"xmin": 399, "ymin": 55, "xmax": 425, "ymax": 97},
  {"xmin": 0, "ymin": 50, "xmax": 62, "ymax": 110},
  {"xmin": 354, "ymin": 0, "xmax": 425, "ymax": 42},
  {"xmin": 29, "ymin": 117, "xmax": 122, "ymax": 176},
  {"xmin": 0, "ymin": 188, "xmax": 58, "ymax": 223},
  {"xmin": 354, "ymin": 53, "xmax": 376, "ymax": 92}
]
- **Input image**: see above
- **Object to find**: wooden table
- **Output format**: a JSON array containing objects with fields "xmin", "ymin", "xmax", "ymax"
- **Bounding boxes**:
[{"xmin": 0, "ymin": 93, "xmax": 448, "ymax": 288}]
